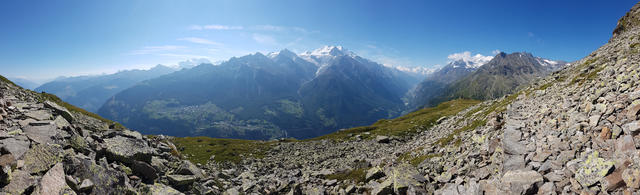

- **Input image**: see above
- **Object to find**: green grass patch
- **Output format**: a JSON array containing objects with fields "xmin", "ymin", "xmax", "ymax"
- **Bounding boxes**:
[
  {"xmin": 537, "ymin": 82, "xmax": 553, "ymax": 91},
  {"xmin": 435, "ymin": 119, "xmax": 486, "ymax": 147},
  {"xmin": 465, "ymin": 91, "xmax": 521, "ymax": 120},
  {"xmin": 308, "ymin": 99, "xmax": 481, "ymax": 141},
  {"xmin": 171, "ymin": 136, "xmax": 273, "ymax": 164},
  {"xmin": 325, "ymin": 167, "xmax": 367, "ymax": 183},
  {"xmin": 0, "ymin": 75, "xmax": 20, "ymax": 88},
  {"xmin": 398, "ymin": 151, "xmax": 442, "ymax": 167},
  {"xmin": 569, "ymin": 57, "xmax": 603, "ymax": 86}
]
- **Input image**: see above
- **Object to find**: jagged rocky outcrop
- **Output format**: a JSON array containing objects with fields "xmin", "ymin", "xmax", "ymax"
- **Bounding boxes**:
[{"xmin": 0, "ymin": 79, "xmax": 220, "ymax": 194}]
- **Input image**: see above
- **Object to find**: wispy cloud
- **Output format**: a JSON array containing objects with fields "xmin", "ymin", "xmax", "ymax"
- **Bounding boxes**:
[
  {"xmin": 528, "ymin": 32, "xmax": 535, "ymax": 38},
  {"xmin": 253, "ymin": 25, "xmax": 309, "ymax": 33},
  {"xmin": 130, "ymin": 45, "xmax": 186, "ymax": 55},
  {"xmin": 189, "ymin": 25, "xmax": 243, "ymax": 30},
  {"xmin": 158, "ymin": 53, "xmax": 211, "ymax": 59},
  {"xmin": 252, "ymin": 33, "xmax": 277, "ymax": 45},
  {"xmin": 178, "ymin": 37, "xmax": 222, "ymax": 46}
]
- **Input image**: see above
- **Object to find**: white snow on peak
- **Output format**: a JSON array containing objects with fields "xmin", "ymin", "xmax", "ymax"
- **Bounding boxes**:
[
  {"xmin": 447, "ymin": 51, "xmax": 492, "ymax": 69},
  {"xmin": 267, "ymin": 51, "xmax": 280, "ymax": 59},
  {"xmin": 299, "ymin": 45, "xmax": 357, "ymax": 68},
  {"xmin": 305, "ymin": 45, "xmax": 354, "ymax": 57},
  {"xmin": 535, "ymin": 58, "xmax": 559, "ymax": 67},
  {"xmin": 543, "ymin": 59, "xmax": 558, "ymax": 65}
]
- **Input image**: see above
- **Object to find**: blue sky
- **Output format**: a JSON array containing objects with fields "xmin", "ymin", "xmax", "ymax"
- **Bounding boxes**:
[{"xmin": 0, "ymin": 0, "xmax": 637, "ymax": 82}]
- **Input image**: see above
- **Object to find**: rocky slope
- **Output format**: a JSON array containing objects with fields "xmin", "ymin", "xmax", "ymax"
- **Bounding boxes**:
[
  {"xmin": 0, "ymin": 78, "xmax": 220, "ymax": 194},
  {"xmin": 179, "ymin": 2, "xmax": 640, "ymax": 194},
  {"xmin": 2, "ymin": 2, "xmax": 639, "ymax": 194}
]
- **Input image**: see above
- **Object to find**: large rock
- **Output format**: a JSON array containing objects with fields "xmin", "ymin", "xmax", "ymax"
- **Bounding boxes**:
[
  {"xmin": 501, "ymin": 170, "xmax": 543, "ymax": 194},
  {"xmin": 537, "ymin": 182, "xmax": 556, "ymax": 195},
  {"xmin": 627, "ymin": 104, "xmax": 640, "ymax": 120},
  {"xmin": 502, "ymin": 128, "xmax": 527, "ymax": 155},
  {"xmin": 574, "ymin": 151, "xmax": 615, "ymax": 188},
  {"xmin": 503, "ymin": 154, "xmax": 525, "ymax": 171},
  {"xmin": 175, "ymin": 160, "xmax": 204, "ymax": 179},
  {"xmin": 167, "ymin": 174, "xmax": 197, "ymax": 186},
  {"xmin": 132, "ymin": 160, "xmax": 158, "ymax": 182},
  {"xmin": 62, "ymin": 155, "xmax": 130, "ymax": 194},
  {"xmin": 365, "ymin": 167, "xmax": 385, "ymax": 182},
  {"xmin": 103, "ymin": 136, "xmax": 153, "ymax": 164},
  {"xmin": 2, "ymin": 170, "xmax": 36, "ymax": 194},
  {"xmin": 388, "ymin": 163, "xmax": 426, "ymax": 194},
  {"xmin": 44, "ymin": 101, "xmax": 74, "ymax": 123},
  {"xmin": 53, "ymin": 116, "xmax": 71, "ymax": 129},
  {"xmin": 22, "ymin": 144, "xmax": 63, "ymax": 174},
  {"xmin": 24, "ymin": 110, "xmax": 52, "ymax": 121},
  {"xmin": 23, "ymin": 124, "xmax": 58, "ymax": 144},
  {"xmin": 371, "ymin": 179, "xmax": 393, "ymax": 195},
  {"xmin": 37, "ymin": 163, "xmax": 68, "ymax": 195},
  {"xmin": 616, "ymin": 135, "xmax": 636, "ymax": 157},
  {"xmin": 622, "ymin": 120, "xmax": 640, "ymax": 135},
  {"xmin": 375, "ymin": 136, "xmax": 390, "ymax": 143},
  {"xmin": 0, "ymin": 136, "xmax": 30, "ymax": 160},
  {"xmin": 145, "ymin": 183, "xmax": 185, "ymax": 195},
  {"xmin": 602, "ymin": 169, "xmax": 625, "ymax": 191}
]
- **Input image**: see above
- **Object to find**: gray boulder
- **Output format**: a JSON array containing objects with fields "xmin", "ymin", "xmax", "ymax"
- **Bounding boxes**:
[
  {"xmin": 103, "ymin": 136, "xmax": 153, "ymax": 164},
  {"xmin": 22, "ymin": 144, "xmax": 62, "ymax": 174},
  {"xmin": 501, "ymin": 170, "xmax": 543, "ymax": 194},
  {"xmin": 0, "ymin": 136, "xmax": 30, "ymax": 160},
  {"xmin": 176, "ymin": 160, "xmax": 204, "ymax": 179},
  {"xmin": 23, "ymin": 124, "xmax": 58, "ymax": 144},
  {"xmin": 44, "ymin": 100, "xmax": 74, "ymax": 123},
  {"xmin": 574, "ymin": 151, "xmax": 614, "ymax": 187},
  {"xmin": 37, "ymin": 163, "xmax": 69, "ymax": 195}
]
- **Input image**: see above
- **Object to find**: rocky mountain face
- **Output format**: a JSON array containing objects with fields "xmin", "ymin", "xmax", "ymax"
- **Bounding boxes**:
[
  {"xmin": 410, "ymin": 52, "xmax": 566, "ymax": 110},
  {"xmin": 35, "ymin": 65, "xmax": 176, "ymax": 112},
  {"xmin": 0, "ymin": 76, "xmax": 217, "ymax": 194},
  {"xmin": 441, "ymin": 52, "xmax": 567, "ymax": 101},
  {"xmin": 408, "ymin": 59, "xmax": 484, "ymax": 109},
  {"xmin": 298, "ymin": 47, "xmax": 418, "ymax": 137},
  {"xmin": 98, "ymin": 47, "xmax": 418, "ymax": 139}
]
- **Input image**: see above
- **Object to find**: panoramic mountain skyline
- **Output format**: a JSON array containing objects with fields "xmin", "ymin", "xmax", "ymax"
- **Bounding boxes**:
[
  {"xmin": 1, "ymin": 0, "xmax": 637, "ymax": 81},
  {"xmin": 2, "ymin": 1, "xmax": 640, "ymax": 194}
]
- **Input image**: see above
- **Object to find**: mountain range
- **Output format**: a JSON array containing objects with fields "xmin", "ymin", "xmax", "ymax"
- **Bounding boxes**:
[
  {"xmin": 35, "ymin": 65, "xmax": 176, "ymax": 112},
  {"xmin": 31, "ymin": 46, "xmax": 566, "ymax": 140},
  {"xmin": 98, "ymin": 46, "xmax": 421, "ymax": 139}
]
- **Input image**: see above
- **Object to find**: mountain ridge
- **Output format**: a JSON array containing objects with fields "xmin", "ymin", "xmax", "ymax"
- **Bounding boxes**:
[{"xmin": 35, "ymin": 64, "xmax": 177, "ymax": 112}]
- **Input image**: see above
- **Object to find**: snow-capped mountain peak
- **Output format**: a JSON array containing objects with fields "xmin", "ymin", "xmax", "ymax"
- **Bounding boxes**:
[
  {"xmin": 299, "ymin": 45, "xmax": 357, "ymax": 67},
  {"xmin": 268, "ymin": 49, "xmax": 296, "ymax": 59},
  {"xmin": 535, "ymin": 57, "xmax": 567, "ymax": 71},
  {"xmin": 304, "ymin": 45, "xmax": 354, "ymax": 57},
  {"xmin": 446, "ymin": 51, "xmax": 493, "ymax": 69}
]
